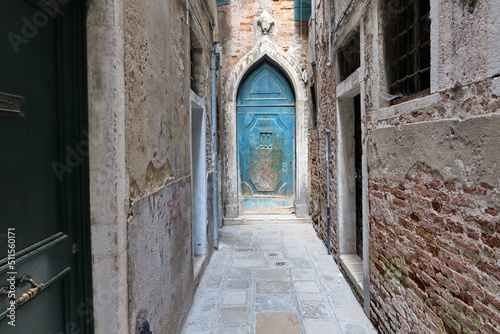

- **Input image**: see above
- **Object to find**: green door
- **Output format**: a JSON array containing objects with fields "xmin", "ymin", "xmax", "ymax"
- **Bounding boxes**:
[{"xmin": 0, "ymin": 1, "xmax": 92, "ymax": 333}]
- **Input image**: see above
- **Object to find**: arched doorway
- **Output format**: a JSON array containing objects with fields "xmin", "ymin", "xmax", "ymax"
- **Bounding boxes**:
[{"xmin": 237, "ymin": 61, "xmax": 295, "ymax": 213}]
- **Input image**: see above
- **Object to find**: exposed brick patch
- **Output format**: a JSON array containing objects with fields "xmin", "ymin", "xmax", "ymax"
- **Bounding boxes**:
[
  {"xmin": 369, "ymin": 163, "xmax": 499, "ymax": 334},
  {"xmin": 485, "ymin": 207, "xmax": 499, "ymax": 216}
]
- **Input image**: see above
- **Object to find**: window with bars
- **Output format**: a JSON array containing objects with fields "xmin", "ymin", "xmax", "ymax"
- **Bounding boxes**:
[{"xmin": 385, "ymin": 0, "xmax": 431, "ymax": 102}]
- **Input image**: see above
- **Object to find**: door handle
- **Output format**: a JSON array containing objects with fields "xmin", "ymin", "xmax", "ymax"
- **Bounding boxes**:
[
  {"xmin": 16, "ymin": 275, "xmax": 45, "ymax": 307},
  {"xmin": 0, "ymin": 275, "xmax": 45, "ymax": 308}
]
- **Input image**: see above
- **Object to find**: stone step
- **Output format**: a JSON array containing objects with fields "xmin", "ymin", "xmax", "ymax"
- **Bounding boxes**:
[{"xmin": 223, "ymin": 214, "xmax": 312, "ymax": 225}]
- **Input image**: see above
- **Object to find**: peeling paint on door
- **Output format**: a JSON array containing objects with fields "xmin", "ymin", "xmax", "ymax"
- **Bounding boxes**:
[{"xmin": 237, "ymin": 61, "xmax": 295, "ymax": 212}]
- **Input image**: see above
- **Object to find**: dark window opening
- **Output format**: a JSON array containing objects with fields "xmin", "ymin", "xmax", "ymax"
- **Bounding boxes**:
[
  {"xmin": 190, "ymin": 41, "xmax": 203, "ymax": 95},
  {"xmin": 310, "ymin": 84, "xmax": 317, "ymax": 129},
  {"xmin": 385, "ymin": 0, "xmax": 430, "ymax": 102},
  {"xmin": 338, "ymin": 31, "xmax": 360, "ymax": 82},
  {"xmin": 354, "ymin": 94, "xmax": 363, "ymax": 259}
]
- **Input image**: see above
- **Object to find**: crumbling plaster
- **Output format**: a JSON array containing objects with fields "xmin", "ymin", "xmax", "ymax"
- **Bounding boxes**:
[
  {"xmin": 88, "ymin": 0, "xmax": 216, "ymax": 333},
  {"xmin": 370, "ymin": 115, "xmax": 500, "ymax": 193},
  {"xmin": 310, "ymin": 0, "xmax": 500, "ymax": 331},
  {"xmin": 125, "ymin": 0, "xmax": 193, "ymax": 200},
  {"xmin": 124, "ymin": 0, "xmax": 215, "ymax": 333}
]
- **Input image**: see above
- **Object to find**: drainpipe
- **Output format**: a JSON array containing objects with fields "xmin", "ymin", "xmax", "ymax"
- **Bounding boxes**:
[
  {"xmin": 211, "ymin": 28, "xmax": 220, "ymax": 249},
  {"xmin": 326, "ymin": 0, "xmax": 333, "ymax": 67},
  {"xmin": 311, "ymin": 0, "xmax": 317, "ymax": 63},
  {"xmin": 326, "ymin": 130, "xmax": 331, "ymax": 255}
]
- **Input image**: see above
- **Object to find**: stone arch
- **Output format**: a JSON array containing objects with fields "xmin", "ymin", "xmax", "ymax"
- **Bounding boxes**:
[{"xmin": 224, "ymin": 37, "xmax": 309, "ymax": 218}]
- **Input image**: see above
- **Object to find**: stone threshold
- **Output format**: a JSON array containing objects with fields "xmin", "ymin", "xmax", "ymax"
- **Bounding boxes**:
[
  {"xmin": 339, "ymin": 253, "xmax": 364, "ymax": 296},
  {"xmin": 223, "ymin": 214, "xmax": 312, "ymax": 225}
]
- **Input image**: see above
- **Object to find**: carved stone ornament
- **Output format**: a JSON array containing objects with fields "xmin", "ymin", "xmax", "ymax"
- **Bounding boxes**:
[{"xmin": 256, "ymin": 10, "xmax": 275, "ymax": 35}]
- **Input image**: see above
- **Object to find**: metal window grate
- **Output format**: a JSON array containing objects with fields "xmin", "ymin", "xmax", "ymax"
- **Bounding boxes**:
[{"xmin": 386, "ymin": 0, "xmax": 430, "ymax": 100}]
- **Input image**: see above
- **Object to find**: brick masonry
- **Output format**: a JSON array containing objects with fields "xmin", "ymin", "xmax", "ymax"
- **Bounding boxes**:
[
  {"xmin": 308, "ymin": 0, "xmax": 500, "ymax": 333},
  {"xmin": 369, "ymin": 160, "xmax": 500, "ymax": 333}
]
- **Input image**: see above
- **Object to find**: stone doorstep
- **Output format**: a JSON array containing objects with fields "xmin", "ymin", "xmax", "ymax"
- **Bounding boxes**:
[
  {"xmin": 339, "ymin": 254, "xmax": 364, "ymax": 295},
  {"xmin": 224, "ymin": 214, "xmax": 312, "ymax": 225}
]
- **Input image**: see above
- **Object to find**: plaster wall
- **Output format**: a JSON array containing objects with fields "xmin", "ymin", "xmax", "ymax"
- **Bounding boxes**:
[
  {"xmin": 124, "ymin": 0, "xmax": 216, "ymax": 333},
  {"xmin": 437, "ymin": 0, "xmax": 499, "ymax": 90},
  {"xmin": 125, "ymin": 0, "xmax": 191, "ymax": 199},
  {"xmin": 88, "ymin": 0, "xmax": 217, "ymax": 333},
  {"xmin": 128, "ymin": 179, "xmax": 193, "ymax": 334}
]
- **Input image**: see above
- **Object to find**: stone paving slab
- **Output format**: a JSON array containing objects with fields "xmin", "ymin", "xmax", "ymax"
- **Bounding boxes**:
[
  {"xmin": 181, "ymin": 224, "xmax": 378, "ymax": 334},
  {"xmin": 256, "ymin": 312, "xmax": 301, "ymax": 334}
]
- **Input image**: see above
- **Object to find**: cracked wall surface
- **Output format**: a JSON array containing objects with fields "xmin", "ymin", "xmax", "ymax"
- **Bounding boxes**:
[{"xmin": 88, "ymin": 0, "xmax": 217, "ymax": 333}]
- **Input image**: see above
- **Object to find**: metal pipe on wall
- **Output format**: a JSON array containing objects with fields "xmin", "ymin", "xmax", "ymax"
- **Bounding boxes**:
[
  {"xmin": 326, "ymin": 130, "xmax": 332, "ymax": 255},
  {"xmin": 326, "ymin": 0, "xmax": 333, "ymax": 67},
  {"xmin": 311, "ymin": 0, "xmax": 317, "ymax": 63},
  {"xmin": 211, "ymin": 51, "xmax": 219, "ymax": 249}
]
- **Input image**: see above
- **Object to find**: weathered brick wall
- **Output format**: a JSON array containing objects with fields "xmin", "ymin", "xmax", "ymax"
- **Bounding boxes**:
[
  {"xmin": 307, "ymin": 0, "xmax": 339, "ymax": 254},
  {"xmin": 366, "ymin": 0, "xmax": 500, "ymax": 331},
  {"xmin": 310, "ymin": 0, "xmax": 500, "ymax": 332},
  {"xmin": 218, "ymin": 0, "xmax": 308, "ymax": 76},
  {"xmin": 368, "ymin": 110, "xmax": 500, "ymax": 333},
  {"xmin": 370, "ymin": 160, "xmax": 500, "ymax": 333}
]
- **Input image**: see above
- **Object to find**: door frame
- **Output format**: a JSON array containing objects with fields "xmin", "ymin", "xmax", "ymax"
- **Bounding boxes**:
[
  {"xmin": 335, "ymin": 64, "xmax": 370, "ymax": 314},
  {"xmin": 0, "ymin": 0, "xmax": 92, "ymax": 331},
  {"xmin": 190, "ymin": 91, "xmax": 208, "ymax": 261},
  {"xmin": 86, "ymin": 1, "xmax": 130, "ymax": 333},
  {"xmin": 223, "ymin": 38, "xmax": 309, "ymax": 218}
]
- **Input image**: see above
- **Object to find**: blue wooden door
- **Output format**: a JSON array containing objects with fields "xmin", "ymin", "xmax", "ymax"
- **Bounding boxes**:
[{"xmin": 237, "ymin": 62, "xmax": 295, "ymax": 211}]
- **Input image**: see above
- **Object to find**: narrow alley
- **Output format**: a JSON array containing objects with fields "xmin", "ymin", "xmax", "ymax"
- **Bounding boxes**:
[
  {"xmin": 0, "ymin": 0, "xmax": 498, "ymax": 333},
  {"xmin": 182, "ymin": 224, "xmax": 377, "ymax": 334}
]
